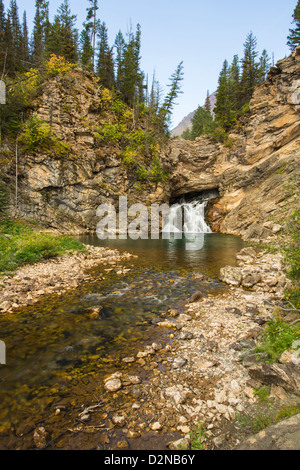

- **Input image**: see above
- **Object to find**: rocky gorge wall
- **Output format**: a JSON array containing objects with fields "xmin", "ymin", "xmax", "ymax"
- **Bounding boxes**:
[
  {"xmin": 6, "ymin": 48, "xmax": 300, "ymax": 239},
  {"xmin": 168, "ymin": 47, "xmax": 300, "ymax": 241}
]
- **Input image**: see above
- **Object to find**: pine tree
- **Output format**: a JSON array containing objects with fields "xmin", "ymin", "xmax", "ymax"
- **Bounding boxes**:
[
  {"xmin": 258, "ymin": 49, "xmax": 271, "ymax": 83},
  {"xmin": 31, "ymin": 0, "xmax": 50, "ymax": 66},
  {"xmin": 114, "ymin": 30, "xmax": 125, "ymax": 91},
  {"xmin": 117, "ymin": 24, "xmax": 144, "ymax": 107},
  {"xmin": 204, "ymin": 90, "xmax": 211, "ymax": 115},
  {"xmin": 214, "ymin": 59, "xmax": 231, "ymax": 130},
  {"xmin": 80, "ymin": 0, "xmax": 100, "ymax": 71},
  {"xmin": 228, "ymin": 54, "xmax": 241, "ymax": 116},
  {"xmin": 21, "ymin": 11, "xmax": 30, "ymax": 67},
  {"xmin": 214, "ymin": 55, "xmax": 243, "ymax": 131},
  {"xmin": 85, "ymin": 0, "xmax": 100, "ymax": 69},
  {"xmin": 46, "ymin": 0, "xmax": 78, "ymax": 63},
  {"xmin": 3, "ymin": 15, "xmax": 13, "ymax": 74},
  {"xmin": 181, "ymin": 127, "xmax": 192, "ymax": 140},
  {"xmin": 80, "ymin": 24, "xmax": 94, "ymax": 70},
  {"xmin": 96, "ymin": 22, "xmax": 114, "ymax": 89},
  {"xmin": 287, "ymin": 0, "xmax": 300, "ymax": 51},
  {"xmin": 0, "ymin": 0, "xmax": 6, "ymax": 75},
  {"xmin": 159, "ymin": 61, "xmax": 184, "ymax": 133},
  {"xmin": 240, "ymin": 31, "xmax": 259, "ymax": 106},
  {"xmin": 7, "ymin": 0, "xmax": 23, "ymax": 72},
  {"xmin": 191, "ymin": 105, "xmax": 214, "ymax": 139}
]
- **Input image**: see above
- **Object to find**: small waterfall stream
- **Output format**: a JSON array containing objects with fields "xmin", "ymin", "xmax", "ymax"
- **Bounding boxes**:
[{"xmin": 163, "ymin": 190, "xmax": 218, "ymax": 235}]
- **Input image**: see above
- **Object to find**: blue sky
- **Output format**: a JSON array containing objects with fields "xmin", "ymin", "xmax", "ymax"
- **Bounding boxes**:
[{"xmin": 14, "ymin": 0, "xmax": 298, "ymax": 127}]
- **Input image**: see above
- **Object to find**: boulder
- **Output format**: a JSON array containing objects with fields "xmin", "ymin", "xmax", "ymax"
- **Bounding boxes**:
[
  {"xmin": 219, "ymin": 266, "xmax": 242, "ymax": 286},
  {"xmin": 234, "ymin": 414, "xmax": 300, "ymax": 450},
  {"xmin": 248, "ymin": 363, "xmax": 300, "ymax": 393}
]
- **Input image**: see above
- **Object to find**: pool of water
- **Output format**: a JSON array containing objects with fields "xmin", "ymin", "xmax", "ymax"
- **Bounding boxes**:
[
  {"xmin": 78, "ymin": 233, "xmax": 244, "ymax": 277},
  {"xmin": 0, "ymin": 233, "xmax": 244, "ymax": 448}
]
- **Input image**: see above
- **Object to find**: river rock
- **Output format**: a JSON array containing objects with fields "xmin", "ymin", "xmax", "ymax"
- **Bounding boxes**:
[
  {"xmin": 189, "ymin": 291, "xmax": 203, "ymax": 303},
  {"xmin": 248, "ymin": 363, "xmax": 300, "ymax": 392},
  {"xmin": 104, "ymin": 377, "xmax": 122, "ymax": 392},
  {"xmin": 242, "ymin": 274, "xmax": 262, "ymax": 288},
  {"xmin": 122, "ymin": 356, "xmax": 135, "ymax": 363},
  {"xmin": 165, "ymin": 385, "xmax": 189, "ymax": 404},
  {"xmin": 128, "ymin": 375, "xmax": 141, "ymax": 385},
  {"xmin": 167, "ymin": 437, "xmax": 190, "ymax": 450},
  {"xmin": 219, "ymin": 267, "xmax": 242, "ymax": 286},
  {"xmin": 33, "ymin": 427, "xmax": 47, "ymax": 449},
  {"xmin": 178, "ymin": 331, "xmax": 194, "ymax": 340},
  {"xmin": 150, "ymin": 421, "xmax": 162, "ymax": 431},
  {"xmin": 112, "ymin": 414, "xmax": 126, "ymax": 427},
  {"xmin": 172, "ymin": 357, "xmax": 188, "ymax": 369}
]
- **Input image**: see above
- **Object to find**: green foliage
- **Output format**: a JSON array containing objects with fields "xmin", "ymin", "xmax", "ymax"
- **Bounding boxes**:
[
  {"xmin": 282, "ymin": 208, "xmax": 300, "ymax": 280},
  {"xmin": 0, "ymin": 70, "xmax": 43, "ymax": 137},
  {"xmin": 97, "ymin": 22, "xmax": 115, "ymax": 89},
  {"xmin": 284, "ymin": 285, "xmax": 300, "ymax": 309},
  {"xmin": 45, "ymin": 0, "xmax": 78, "ymax": 63},
  {"xmin": 287, "ymin": 0, "xmax": 300, "ymax": 51},
  {"xmin": 214, "ymin": 32, "xmax": 270, "ymax": 136},
  {"xmin": 236, "ymin": 404, "xmax": 300, "ymax": 436},
  {"xmin": 0, "ymin": 219, "xmax": 86, "ymax": 274},
  {"xmin": 159, "ymin": 61, "xmax": 184, "ymax": 133},
  {"xmin": 94, "ymin": 122, "xmax": 126, "ymax": 143},
  {"xmin": 190, "ymin": 422, "xmax": 207, "ymax": 450},
  {"xmin": 19, "ymin": 115, "xmax": 70, "ymax": 156},
  {"xmin": 181, "ymin": 127, "xmax": 192, "ymax": 140},
  {"xmin": 253, "ymin": 386, "xmax": 270, "ymax": 403},
  {"xmin": 0, "ymin": 180, "xmax": 9, "ymax": 216},
  {"xmin": 211, "ymin": 126, "xmax": 227, "ymax": 143},
  {"xmin": 190, "ymin": 105, "xmax": 215, "ymax": 139},
  {"xmin": 255, "ymin": 316, "xmax": 300, "ymax": 362}
]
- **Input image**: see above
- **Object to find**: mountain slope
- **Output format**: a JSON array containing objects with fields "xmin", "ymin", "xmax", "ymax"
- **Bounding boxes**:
[{"xmin": 171, "ymin": 91, "xmax": 217, "ymax": 137}]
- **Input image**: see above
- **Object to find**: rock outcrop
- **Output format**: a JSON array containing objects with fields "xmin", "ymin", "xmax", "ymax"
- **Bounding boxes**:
[
  {"xmin": 168, "ymin": 47, "xmax": 300, "ymax": 240},
  {"xmin": 5, "ymin": 48, "xmax": 300, "ymax": 239},
  {"xmin": 7, "ymin": 68, "xmax": 170, "ymax": 232}
]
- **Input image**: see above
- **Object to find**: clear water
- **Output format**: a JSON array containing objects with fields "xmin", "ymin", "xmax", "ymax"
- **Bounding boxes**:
[
  {"xmin": 79, "ymin": 233, "xmax": 243, "ymax": 277},
  {"xmin": 0, "ymin": 232, "xmax": 244, "ymax": 448}
]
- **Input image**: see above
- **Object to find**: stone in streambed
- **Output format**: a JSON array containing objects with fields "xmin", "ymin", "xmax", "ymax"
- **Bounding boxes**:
[{"xmin": 219, "ymin": 266, "xmax": 242, "ymax": 286}]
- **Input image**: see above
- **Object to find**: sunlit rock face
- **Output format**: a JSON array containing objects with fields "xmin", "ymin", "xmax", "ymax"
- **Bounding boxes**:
[
  {"xmin": 168, "ymin": 47, "xmax": 300, "ymax": 240},
  {"xmin": 13, "ymin": 48, "xmax": 300, "ymax": 239}
]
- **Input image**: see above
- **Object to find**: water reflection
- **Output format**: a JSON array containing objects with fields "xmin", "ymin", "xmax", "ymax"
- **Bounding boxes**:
[{"xmin": 81, "ymin": 233, "xmax": 244, "ymax": 277}]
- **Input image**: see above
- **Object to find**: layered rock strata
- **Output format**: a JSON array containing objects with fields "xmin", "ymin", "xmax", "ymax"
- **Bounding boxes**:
[{"xmin": 5, "ymin": 48, "xmax": 300, "ymax": 240}]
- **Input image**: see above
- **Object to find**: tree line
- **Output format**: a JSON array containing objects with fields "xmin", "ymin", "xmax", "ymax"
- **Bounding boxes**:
[
  {"xmin": 0, "ymin": 0, "xmax": 148, "ymax": 107},
  {"xmin": 182, "ymin": 31, "xmax": 271, "ymax": 141},
  {"xmin": 183, "ymin": 0, "xmax": 300, "ymax": 142},
  {"xmin": 0, "ymin": 0, "xmax": 184, "ymax": 136}
]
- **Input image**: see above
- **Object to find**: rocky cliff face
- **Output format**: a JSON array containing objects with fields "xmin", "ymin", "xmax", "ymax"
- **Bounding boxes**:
[
  {"xmin": 167, "ymin": 47, "xmax": 300, "ymax": 240},
  {"xmin": 7, "ymin": 48, "xmax": 300, "ymax": 239},
  {"xmin": 9, "ymin": 68, "xmax": 169, "ymax": 232}
]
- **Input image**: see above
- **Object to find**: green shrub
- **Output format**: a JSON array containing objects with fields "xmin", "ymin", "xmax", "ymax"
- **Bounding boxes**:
[
  {"xmin": 19, "ymin": 115, "xmax": 70, "ymax": 156},
  {"xmin": 94, "ymin": 122, "xmax": 126, "ymax": 143},
  {"xmin": 190, "ymin": 422, "xmax": 207, "ymax": 450},
  {"xmin": 255, "ymin": 316, "xmax": 300, "ymax": 362}
]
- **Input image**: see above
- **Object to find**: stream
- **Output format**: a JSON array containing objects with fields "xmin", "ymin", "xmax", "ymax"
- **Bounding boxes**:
[{"xmin": 0, "ymin": 231, "xmax": 244, "ymax": 449}]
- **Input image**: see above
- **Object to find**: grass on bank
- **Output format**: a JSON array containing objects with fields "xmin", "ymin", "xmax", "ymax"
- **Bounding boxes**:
[
  {"xmin": 0, "ymin": 218, "xmax": 86, "ymax": 275},
  {"xmin": 254, "ymin": 315, "xmax": 300, "ymax": 363}
]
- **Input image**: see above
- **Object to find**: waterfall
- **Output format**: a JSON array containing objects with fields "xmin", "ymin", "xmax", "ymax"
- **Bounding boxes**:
[{"xmin": 163, "ymin": 191, "xmax": 217, "ymax": 236}]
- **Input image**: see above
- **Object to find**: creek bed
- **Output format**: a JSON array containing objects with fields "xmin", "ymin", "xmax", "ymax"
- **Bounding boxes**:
[{"xmin": 0, "ymin": 234, "xmax": 244, "ymax": 449}]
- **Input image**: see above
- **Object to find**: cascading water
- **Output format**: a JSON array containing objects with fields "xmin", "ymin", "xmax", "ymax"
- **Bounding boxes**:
[
  {"xmin": 162, "ymin": 191, "xmax": 218, "ymax": 250},
  {"xmin": 163, "ymin": 190, "xmax": 217, "ymax": 235}
]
